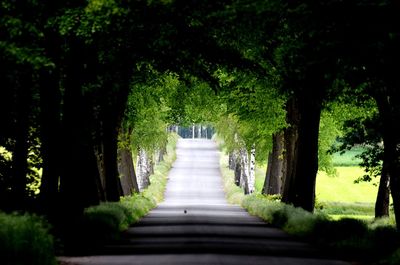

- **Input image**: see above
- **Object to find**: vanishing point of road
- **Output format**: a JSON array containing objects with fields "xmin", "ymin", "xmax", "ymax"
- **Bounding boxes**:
[{"xmin": 59, "ymin": 139, "xmax": 350, "ymax": 265}]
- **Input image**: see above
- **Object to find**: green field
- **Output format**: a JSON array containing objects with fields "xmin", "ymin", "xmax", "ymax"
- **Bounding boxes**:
[{"xmin": 255, "ymin": 147, "xmax": 380, "ymax": 220}]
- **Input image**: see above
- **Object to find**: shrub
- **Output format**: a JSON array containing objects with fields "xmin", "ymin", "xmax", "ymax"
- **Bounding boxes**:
[{"xmin": 0, "ymin": 212, "xmax": 56, "ymax": 265}]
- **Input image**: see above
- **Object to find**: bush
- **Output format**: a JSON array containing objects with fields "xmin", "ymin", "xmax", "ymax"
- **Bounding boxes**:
[{"xmin": 0, "ymin": 212, "xmax": 56, "ymax": 265}]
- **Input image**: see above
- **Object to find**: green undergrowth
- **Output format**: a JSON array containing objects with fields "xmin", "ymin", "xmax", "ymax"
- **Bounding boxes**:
[
  {"xmin": 0, "ymin": 212, "xmax": 57, "ymax": 265},
  {"xmin": 68, "ymin": 134, "xmax": 178, "ymax": 252},
  {"xmin": 219, "ymin": 153, "xmax": 400, "ymax": 264}
]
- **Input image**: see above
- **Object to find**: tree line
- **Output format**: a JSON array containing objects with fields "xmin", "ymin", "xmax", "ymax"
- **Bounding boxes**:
[{"xmin": 1, "ymin": 0, "xmax": 400, "ymax": 230}]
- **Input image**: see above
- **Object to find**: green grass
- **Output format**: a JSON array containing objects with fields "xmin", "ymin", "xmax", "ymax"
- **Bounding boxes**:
[
  {"xmin": 254, "ymin": 163, "xmax": 378, "ymax": 218},
  {"xmin": 0, "ymin": 212, "xmax": 57, "ymax": 265},
  {"xmin": 332, "ymin": 147, "xmax": 364, "ymax": 167},
  {"xmin": 316, "ymin": 167, "xmax": 378, "ymax": 203}
]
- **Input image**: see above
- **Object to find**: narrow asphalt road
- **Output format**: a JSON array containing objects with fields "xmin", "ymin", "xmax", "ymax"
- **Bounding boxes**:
[{"xmin": 59, "ymin": 139, "xmax": 350, "ymax": 265}]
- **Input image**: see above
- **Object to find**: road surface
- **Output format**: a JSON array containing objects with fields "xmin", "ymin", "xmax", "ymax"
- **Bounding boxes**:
[{"xmin": 59, "ymin": 139, "xmax": 350, "ymax": 265}]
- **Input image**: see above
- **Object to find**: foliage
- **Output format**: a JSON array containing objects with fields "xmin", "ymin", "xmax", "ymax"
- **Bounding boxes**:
[{"xmin": 0, "ymin": 212, "xmax": 56, "ymax": 265}]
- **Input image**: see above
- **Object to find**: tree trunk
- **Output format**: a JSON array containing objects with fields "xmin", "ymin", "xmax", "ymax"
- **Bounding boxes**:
[
  {"xmin": 59, "ymin": 40, "xmax": 101, "ymax": 217},
  {"xmin": 39, "ymin": 31, "xmax": 62, "ymax": 214},
  {"xmin": 118, "ymin": 147, "xmax": 139, "ymax": 196},
  {"xmin": 375, "ymin": 90, "xmax": 400, "ymax": 227},
  {"xmin": 12, "ymin": 74, "xmax": 31, "ymax": 210},
  {"xmin": 281, "ymin": 99, "xmax": 300, "ymax": 204},
  {"xmin": 375, "ymin": 159, "xmax": 390, "ymax": 218},
  {"xmin": 39, "ymin": 66, "xmax": 62, "ymax": 213},
  {"xmin": 192, "ymin": 125, "xmax": 195, "ymax": 139},
  {"xmin": 263, "ymin": 132, "xmax": 284, "ymax": 195},
  {"xmin": 248, "ymin": 145, "xmax": 256, "ymax": 194},
  {"xmin": 240, "ymin": 148, "xmax": 250, "ymax": 194},
  {"xmin": 228, "ymin": 152, "xmax": 236, "ymax": 170},
  {"xmin": 198, "ymin": 125, "xmax": 201, "ymax": 139},
  {"xmin": 137, "ymin": 148, "xmax": 151, "ymax": 191},
  {"xmin": 281, "ymin": 94, "xmax": 322, "ymax": 212},
  {"xmin": 102, "ymin": 121, "xmax": 123, "ymax": 201},
  {"xmin": 234, "ymin": 153, "xmax": 242, "ymax": 187}
]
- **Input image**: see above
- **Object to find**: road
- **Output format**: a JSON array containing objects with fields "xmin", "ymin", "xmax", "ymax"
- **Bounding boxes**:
[{"xmin": 59, "ymin": 139, "xmax": 350, "ymax": 265}]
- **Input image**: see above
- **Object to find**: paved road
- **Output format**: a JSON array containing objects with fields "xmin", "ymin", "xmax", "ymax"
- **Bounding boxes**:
[{"xmin": 59, "ymin": 139, "xmax": 350, "ymax": 265}]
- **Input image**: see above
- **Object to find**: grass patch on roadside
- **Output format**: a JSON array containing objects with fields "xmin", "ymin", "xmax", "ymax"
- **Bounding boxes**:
[
  {"xmin": 0, "ymin": 212, "xmax": 57, "ymax": 265},
  {"xmin": 219, "ymin": 151, "xmax": 400, "ymax": 264}
]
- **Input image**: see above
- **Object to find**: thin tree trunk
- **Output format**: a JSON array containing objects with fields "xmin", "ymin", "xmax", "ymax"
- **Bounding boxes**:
[
  {"xmin": 234, "ymin": 152, "xmax": 242, "ymax": 186},
  {"xmin": 198, "ymin": 125, "xmax": 201, "ymax": 139},
  {"xmin": 192, "ymin": 125, "xmax": 195, "ymax": 139},
  {"xmin": 228, "ymin": 152, "xmax": 236, "ymax": 170},
  {"xmin": 240, "ymin": 148, "xmax": 250, "ymax": 194},
  {"xmin": 375, "ymin": 159, "xmax": 390, "ymax": 218},
  {"xmin": 137, "ymin": 148, "xmax": 150, "ymax": 191},
  {"xmin": 263, "ymin": 133, "xmax": 284, "ymax": 195},
  {"xmin": 248, "ymin": 145, "xmax": 256, "ymax": 194}
]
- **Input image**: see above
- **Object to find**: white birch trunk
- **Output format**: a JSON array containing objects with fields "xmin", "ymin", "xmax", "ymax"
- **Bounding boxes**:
[
  {"xmin": 137, "ymin": 148, "xmax": 150, "ymax": 191},
  {"xmin": 192, "ymin": 125, "xmax": 195, "ymax": 139},
  {"xmin": 198, "ymin": 125, "xmax": 201, "ymax": 139},
  {"xmin": 248, "ymin": 144, "xmax": 256, "ymax": 194},
  {"xmin": 240, "ymin": 147, "xmax": 250, "ymax": 193}
]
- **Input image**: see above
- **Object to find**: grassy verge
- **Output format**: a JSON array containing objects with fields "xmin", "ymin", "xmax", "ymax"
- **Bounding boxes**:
[
  {"xmin": 0, "ymin": 212, "xmax": 57, "ymax": 265},
  {"xmin": 66, "ymin": 133, "xmax": 179, "ymax": 253},
  {"xmin": 219, "ymin": 152, "xmax": 400, "ymax": 264}
]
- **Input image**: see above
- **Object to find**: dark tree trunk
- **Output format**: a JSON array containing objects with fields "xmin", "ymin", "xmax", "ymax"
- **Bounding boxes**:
[
  {"xmin": 375, "ymin": 159, "xmax": 390, "ymax": 218},
  {"xmin": 281, "ymin": 98, "xmax": 300, "ymax": 204},
  {"xmin": 12, "ymin": 74, "xmax": 31, "ymax": 210},
  {"xmin": 59, "ymin": 40, "xmax": 101, "ymax": 217},
  {"xmin": 102, "ymin": 120, "xmax": 123, "ymax": 201},
  {"xmin": 118, "ymin": 147, "xmax": 139, "ymax": 195},
  {"xmin": 39, "ymin": 67, "xmax": 62, "ymax": 214},
  {"xmin": 375, "ymin": 90, "xmax": 400, "ymax": 227},
  {"xmin": 263, "ymin": 132, "xmax": 284, "ymax": 195},
  {"xmin": 281, "ymin": 93, "xmax": 322, "ymax": 212}
]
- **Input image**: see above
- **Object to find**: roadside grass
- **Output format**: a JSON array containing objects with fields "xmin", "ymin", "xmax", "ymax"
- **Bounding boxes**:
[
  {"xmin": 65, "ymin": 133, "xmax": 179, "ymax": 253},
  {"xmin": 0, "ymin": 212, "xmax": 57, "ymax": 265},
  {"xmin": 219, "ymin": 151, "xmax": 400, "ymax": 264}
]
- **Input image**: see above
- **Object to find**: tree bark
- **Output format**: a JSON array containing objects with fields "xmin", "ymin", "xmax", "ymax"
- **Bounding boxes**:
[
  {"xmin": 375, "ymin": 159, "xmax": 390, "ymax": 218},
  {"xmin": 248, "ymin": 145, "xmax": 256, "ymax": 194},
  {"xmin": 234, "ymin": 152, "xmax": 242, "ymax": 187},
  {"xmin": 39, "ymin": 66, "xmax": 62, "ymax": 213},
  {"xmin": 281, "ymin": 93, "xmax": 322, "ymax": 212},
  {"xmin": 228, "ymin": 152, "xmax": 236, "ymax": 170},
  {"xmin": 240, "ymin": 148, "xmax": 250, "ymax": 194},
  {"xmin": 137, "ymin": 148, "xmax": 151, "ymax": 191},
  {"xmin": 375, "ymin": 90, "xmax": 400, "ymax": 227},
  {"xmin": 263, "ymin": 132, "xmax": 284, "ymax": 195},
  {"xmin": 118, "ymin": 147, "xmax": 139, "ymax": 196},
  {"xmin": 59, "ymin": 40, "xmax": 101, "ymax": 217},
  {"xmin": 12, "ymin": 73, "xmax": 31, "ymax": 210}
]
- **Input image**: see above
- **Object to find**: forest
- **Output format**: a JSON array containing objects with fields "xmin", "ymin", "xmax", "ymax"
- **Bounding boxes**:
[{"xmin": 1, "ymin": 0, "xmax": 400, "ymax": 261}]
